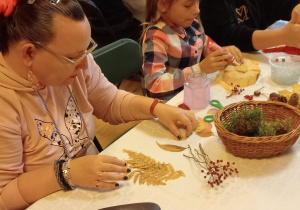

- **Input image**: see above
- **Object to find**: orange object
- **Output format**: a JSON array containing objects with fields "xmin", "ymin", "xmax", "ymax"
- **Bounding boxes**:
[{"xmin": 150, "ymin": 99, "xmax": 159, "ymax": 117}]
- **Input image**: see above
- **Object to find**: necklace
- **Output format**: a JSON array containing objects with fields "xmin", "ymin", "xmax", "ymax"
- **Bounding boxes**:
[
  {"xmin": 34, "ymin": 85, "xmax": 92, "ymax": 159},
  {"xmin": 182, "ymin": 27, "xmax": 187, "ymax": 37}
]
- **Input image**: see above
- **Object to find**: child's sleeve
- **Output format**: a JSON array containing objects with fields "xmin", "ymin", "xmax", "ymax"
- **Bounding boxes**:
[{"xmin": 202, "ymin": 35, "xmax": 223, "ymax": 58}]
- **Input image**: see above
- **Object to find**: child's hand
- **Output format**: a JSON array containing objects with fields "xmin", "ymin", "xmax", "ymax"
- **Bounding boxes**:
[
  {"xmin": 282, "ymin": 8, "xmax": 300, "ymax": 48},
  {"xmin": 199, "ymin": 50, "xmax": 233, "ymax": 73},
  {"xmin": 222, "ymin": 45, "xmax": 244, "ymax": 64},
  {"xmin": 292, "ymin": 4, "xmax": 300, "ymax": 24}
]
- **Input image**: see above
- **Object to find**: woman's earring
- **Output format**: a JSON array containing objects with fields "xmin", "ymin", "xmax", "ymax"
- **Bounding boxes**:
[
  {"xmin": 27, "ymin": 68, "xmax": 41, "ymax": 90},
  {"xmin": 28, "ymin": 0, "xmax": 35, "ymax": 4}
]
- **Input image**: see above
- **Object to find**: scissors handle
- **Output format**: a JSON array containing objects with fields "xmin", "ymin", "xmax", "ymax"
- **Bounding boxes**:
[
  {"xmin": 210, "ymin": 100, "xmax": 223, "ymax": 109},
  {"xmin": 204, "ymin": 115, "xmax": 214, "ymax": 122}
]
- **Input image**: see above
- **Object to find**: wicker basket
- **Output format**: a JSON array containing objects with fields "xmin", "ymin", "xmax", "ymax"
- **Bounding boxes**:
[{"xmin": 214, "ymin": 101, "xmax": 300, "ymax": 158}]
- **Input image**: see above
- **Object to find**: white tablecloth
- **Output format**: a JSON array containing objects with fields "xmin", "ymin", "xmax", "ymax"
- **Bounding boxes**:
[{"xmin": 28, "ymin": 52, "xmax": 300, "ymax": 210}]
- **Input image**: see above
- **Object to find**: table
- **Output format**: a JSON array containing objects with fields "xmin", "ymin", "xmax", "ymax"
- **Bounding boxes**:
[{"xmin": 28, "ymin": 52, "xmax": 300, "ymax": 210}]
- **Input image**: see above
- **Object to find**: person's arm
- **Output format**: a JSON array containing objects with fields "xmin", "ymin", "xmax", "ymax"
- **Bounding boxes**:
[
  {"xmin": 85, "ymin": 54, "xmax": 197, "ymax": 138},
  {"xmin": 0, "ymin": 142, "xmax": 58, "ymax": 210},
  {"xmin": 4, "ymin": 165, "xmax": 61, "ymax": 208},
  {"xmin": 0, "ymin": 115, "xmax": 61, "ymax": 209},
  {"xmin": 252, "ymin": 7, "xmax": 300, "ymax": 50},
  {"xmin": 1, "ymin": 155, "xmax": 129, "ymax": 209},
  {"xmin": 200, "ymin": 0, "xmax": 300, "ymax": 51},
  {"xmin": 0, "ymin": 104, "xmax": 128, "ymax": 209},
  {"xmin": 126, "ymin": 95, "xmax": 197, "ymax": 138},
  {"xmin": 0, "ymin": 89, "xmax": 62, "ymax": 209}
]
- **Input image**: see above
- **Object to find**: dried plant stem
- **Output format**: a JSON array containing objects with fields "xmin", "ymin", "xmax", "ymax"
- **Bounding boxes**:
[{"xmin": 184, "ymin": 143, "xmax": 238, "ymax": 188}]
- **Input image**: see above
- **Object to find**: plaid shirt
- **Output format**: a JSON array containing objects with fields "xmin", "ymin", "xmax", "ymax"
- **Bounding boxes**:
[{"xmin": 142, "ymin": 20, "xmax": 215, "ymax": 100}]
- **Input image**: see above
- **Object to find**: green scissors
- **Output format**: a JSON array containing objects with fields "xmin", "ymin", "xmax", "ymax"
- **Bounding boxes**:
[{"xmin": 204, "ymin": 100, "xmax": 223, "ymax": 122}]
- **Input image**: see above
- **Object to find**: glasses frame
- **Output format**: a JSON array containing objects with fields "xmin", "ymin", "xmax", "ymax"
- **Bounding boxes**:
[{"xmin": 32, "ymin": 38, "xmax": 98, "ymax": 66}]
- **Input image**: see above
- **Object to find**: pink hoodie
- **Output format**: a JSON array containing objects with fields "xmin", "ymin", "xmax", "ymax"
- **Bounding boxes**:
[{"xmin": 0, "ymin": 54, "xmax": 136, "ymax": 209}]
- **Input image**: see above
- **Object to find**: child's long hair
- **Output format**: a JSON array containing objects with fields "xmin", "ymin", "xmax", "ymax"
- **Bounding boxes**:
[
  {"xmin": 140, "ymin": 0, "xmax": 174, "ymax": 44},
  {"xmin": 145, "ymin": 0, "xmax": 174, "ymax": 24}
]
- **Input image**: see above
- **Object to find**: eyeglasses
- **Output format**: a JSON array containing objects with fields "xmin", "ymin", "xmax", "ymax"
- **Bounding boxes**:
[{"xmin": 32, "ymin": 38, "xmax": 98, "ymax": 66}]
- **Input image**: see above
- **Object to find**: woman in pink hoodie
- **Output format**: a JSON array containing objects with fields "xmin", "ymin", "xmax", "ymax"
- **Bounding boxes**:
[{"xmin": 0, "ymin": 0, "xmax": 196, "ymax": 209}]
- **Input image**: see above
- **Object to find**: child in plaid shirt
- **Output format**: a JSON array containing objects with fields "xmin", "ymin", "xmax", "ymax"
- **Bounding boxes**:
[{"xmin": 142, "ymin": 0, "xmax": 243, "ymax": 100}]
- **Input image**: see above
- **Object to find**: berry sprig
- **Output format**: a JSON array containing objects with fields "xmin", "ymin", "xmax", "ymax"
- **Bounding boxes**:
[
  {"xmin": 184, "ymin": 144, "xmax": 238, "ymax": 188},
  {"xmin": 226, "ymin": 83, "xmax": 244, "ymax": 98},
  {"xmin": 244, "ymin": 95, "xmax": 253, "ymax": 100}
]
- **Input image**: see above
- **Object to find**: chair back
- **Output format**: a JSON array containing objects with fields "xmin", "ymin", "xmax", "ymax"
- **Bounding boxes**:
[{"xmin": 92, "ymin": 38, "xmax": 143, "ymax": 85}]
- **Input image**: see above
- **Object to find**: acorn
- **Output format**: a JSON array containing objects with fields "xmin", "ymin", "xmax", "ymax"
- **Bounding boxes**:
[{"xmin": 254, "ymin": 90, "xmax": 261, "ymax": 96}]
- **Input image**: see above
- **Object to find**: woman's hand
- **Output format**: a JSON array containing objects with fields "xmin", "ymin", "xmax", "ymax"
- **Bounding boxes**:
[
  {"xmin": 222, "ymin": 45, "xmax": 244, "ymax": 64},
  {"xmin": 70, "ymin": 155, "xmax": 129, "ymax": 189},
  {"xmin": 154, "ymin": 103, "xmax": 197, "ymax": 138},
  {"xmin": 199, "ymin": 50, "xmax": 232, "ymax": 73}
]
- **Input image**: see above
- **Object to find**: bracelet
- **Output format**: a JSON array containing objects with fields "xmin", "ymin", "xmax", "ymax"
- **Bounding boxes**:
[
  {"xmin": 150, "ymin": 99, "xmax": 164, "ymax": 117},
  {"xmin": 54, "ymin": 160, "xmax": 64, "ymax": 189},
  {"xmin": 150, "ymin": 99, "xmax": 159, "ymax": 117},
  {"xmin": 54, "ymin": 159, "xmax": 72, "ymax": 191},
  {"xmin": 62, "ymin": 160, "xmax": 76, "ymax": 190}
]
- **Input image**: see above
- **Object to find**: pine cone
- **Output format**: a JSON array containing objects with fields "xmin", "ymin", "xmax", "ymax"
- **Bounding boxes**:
[{"xmin": 288, "ymin": 93, "xmax": 299, "ymax": 106}]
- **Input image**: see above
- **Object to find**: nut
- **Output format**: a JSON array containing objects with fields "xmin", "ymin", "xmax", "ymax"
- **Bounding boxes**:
[{"xmin": 254, "ymin": 90, "xmax": 261, "ymax": 96}]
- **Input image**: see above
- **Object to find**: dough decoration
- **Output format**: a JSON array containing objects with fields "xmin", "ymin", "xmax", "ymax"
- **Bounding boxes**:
[{"xmin": 215, "ymin": 53, "xmax": 261, "ymax": 92}]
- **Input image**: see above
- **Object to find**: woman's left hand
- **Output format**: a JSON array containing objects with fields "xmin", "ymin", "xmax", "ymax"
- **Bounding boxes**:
[{"xmin": 153, "ymin": 103, "xmax": 197, "ymax": 138}]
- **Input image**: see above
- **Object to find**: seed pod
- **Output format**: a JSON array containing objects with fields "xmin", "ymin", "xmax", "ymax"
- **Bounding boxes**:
[
  {"xmin": 280, "ymin": 95, "xmax": 288, "ymax": 103},
  {"xmin": 269, "ymin": 92, "xmax": 281, "ymax": 102}
]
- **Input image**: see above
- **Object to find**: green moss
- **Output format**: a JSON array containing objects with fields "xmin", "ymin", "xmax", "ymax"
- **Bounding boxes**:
[
  {"xmin": 258, "ymin": 121, "xmax": 276, "ymax": 136},
  {"xmin": 222, "ymin": 108, "xmax": 263, "ymax": 136},
  {"xmin": 221, "ymin": 108, "xmax": 293, "ymax": 137}
]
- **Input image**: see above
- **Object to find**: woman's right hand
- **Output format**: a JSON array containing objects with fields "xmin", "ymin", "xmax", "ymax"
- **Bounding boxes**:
[
  {"xmin": 199, "ymin": 50, "xmax": 233, "ymax": 74},
  {"xmin": 69, "ymin": 155, "xmax": 129, "ymax": 189}
]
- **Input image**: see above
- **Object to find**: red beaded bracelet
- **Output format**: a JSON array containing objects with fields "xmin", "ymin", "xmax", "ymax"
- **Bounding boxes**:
[{"xmin": 150, "ymin": 99, "xmax": 159, "ymax": 117}]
